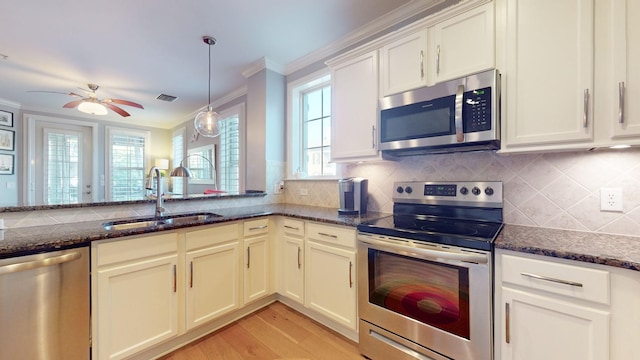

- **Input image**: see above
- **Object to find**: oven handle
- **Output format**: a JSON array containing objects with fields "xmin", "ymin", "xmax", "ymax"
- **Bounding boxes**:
[{"xmin": 359, "ymin": 237, "xmax": 488, "ymax": 264}]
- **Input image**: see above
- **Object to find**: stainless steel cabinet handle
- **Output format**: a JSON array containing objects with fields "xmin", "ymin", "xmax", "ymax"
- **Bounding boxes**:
[
  {"xmin": 349, "ymin": 261, "xmax": 353, "ymax": 288},
  {"xmin": 0, "ymin": 251, "xmax": 81, "ymax": 275},
  {"xmin": 583, "ymin": 88, "xmax": 590, "ymax": 128},
  {"xmin": 297, "ymin": 246, "xmax": 301, "ymax": 269},
  {"xmin": 420, "ymin": 50, "xmax": 425, "ymax": 80},
  {"xmin": 249, "ymin": 225, "xmax": 268, "ymax": 231},
  {"xmin": 455, "ymin": 85, "xmax": 464, "ymax": 142},
  {"xmin": 318, "ymin": 232, "xmax": 338, "ymax": 239},
  {"xmin": 520, "ymin": 272, "xmax": 583, "ymax": 287},
  {"xmin": 619, "ymin": 81, "xmax": 625, "ymax": 124},
  {"xmin": 505, "ymin": 302, "xmax": 511, "ymax": 344},
  {"xmin": 284, "ymin": 225, "xmax": 299, "ymax": 231},
  {"xmin": 189, "ymin": 261, "xmax": 194, "ymax": 288},
  {"xmin": 247, "ymin": 247, "xmax": 251, "ymax": 269},
  {"xmin": 173, "ymin": 265, "xmax": 177, "ymax": 293},
  {"xmin": 436, "ymin": 45, "xmax": 441, "ymax": 76}
]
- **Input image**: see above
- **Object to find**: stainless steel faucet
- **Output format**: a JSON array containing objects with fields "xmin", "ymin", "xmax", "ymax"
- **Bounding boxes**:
[{"xmin": 145, "ymin": 166, "xmax": 165, "ymax": 217}]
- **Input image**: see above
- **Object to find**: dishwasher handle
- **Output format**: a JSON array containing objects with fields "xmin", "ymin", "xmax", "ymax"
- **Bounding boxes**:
[{"xmin": 0, "ymin": 251, "xmax": 82, "ymax": 275}]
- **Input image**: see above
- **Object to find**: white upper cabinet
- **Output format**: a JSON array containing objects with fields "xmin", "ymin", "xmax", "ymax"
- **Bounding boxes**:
[
  {"xmin": 428, "ymin": 2, "xmax": 495, "ymax": 84},
  {"xmin": 379, "ymin": 30, "xmax": 428, "ymax": 96},
  {"xmin": 498, "ymin": 0, "xmax": 595, "ymax": 150},
  {"xmin": 329, "ymin": 50, "xmax": 382, "ymax": 162},
  {"xmin": 609, "ymin": 0, "xmax": 640, "ymax": 139}
]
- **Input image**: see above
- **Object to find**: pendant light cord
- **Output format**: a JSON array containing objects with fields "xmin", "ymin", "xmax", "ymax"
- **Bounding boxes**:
[{"xmin": 207, "ymin": 40, "xmax": 211, "ymax": 107}]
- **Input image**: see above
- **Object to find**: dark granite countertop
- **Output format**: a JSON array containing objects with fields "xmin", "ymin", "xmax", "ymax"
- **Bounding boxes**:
[
  {"xmin": 3, "ymin": 205, "xmax": 640, "ymax": 273},
  {"xmin": 495, "ymin": 224, "xmax": 640, "ymax": 272},
  {"xmin": 0, "ymin": 204, "xmax": 385, "ymax": 260}
]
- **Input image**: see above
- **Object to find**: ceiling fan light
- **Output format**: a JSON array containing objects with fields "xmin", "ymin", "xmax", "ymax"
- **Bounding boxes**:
[
  {"xmin": 78, "ymin": 101, "xmax": 108, "ymax": 115},
  {"xmin": 194, "ymin": 105, "xmax": 220, "ymax": 137}
]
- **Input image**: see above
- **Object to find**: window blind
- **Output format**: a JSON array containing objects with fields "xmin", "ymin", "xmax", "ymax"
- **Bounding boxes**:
[{"xmin": 110, "ymin": 132, "xmax": 146, "ymax": 201}]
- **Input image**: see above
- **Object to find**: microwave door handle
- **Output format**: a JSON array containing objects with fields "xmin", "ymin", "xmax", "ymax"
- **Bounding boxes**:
[{"xmin": 455, "ymin": 84, "xmax": 464, "ymax": 142}]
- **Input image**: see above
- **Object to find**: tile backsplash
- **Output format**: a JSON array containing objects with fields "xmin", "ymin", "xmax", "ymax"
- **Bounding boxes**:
[{"xmin": 284, "ymin": 148, "xmax": 640, "ymax": 238}]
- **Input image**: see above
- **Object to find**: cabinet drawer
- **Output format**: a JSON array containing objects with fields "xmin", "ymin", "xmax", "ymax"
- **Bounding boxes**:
[
  {"xmin": 95, "ymin": 232, "xmax": 178, "ymax": 267},
  {"xmin": 243, "ymin": 218, "xmax": 269, "ymax": 236},
  {"xmin": 307, "ymin": 222, "xmax": 356, "ymax": 249},
  {"xmin": 283, "ymin": 218, "xmax": 305, "ymax": 237},
  {"xmin": 186, "ymin": 223, "xmax": 239, "ymax": 251},
  {"xmin": 501, "ymin": 253, "xmax": 610, "ymax": 305}
]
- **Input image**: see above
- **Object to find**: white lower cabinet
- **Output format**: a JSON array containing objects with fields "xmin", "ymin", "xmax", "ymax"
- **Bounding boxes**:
[
  {"xmin": 496, "ymin": 250, "xmax": 640, "ymax": 360},
  {"xmin": 185, "ymin": 223, "xmax": 241, "ymax": 330},
  {"xmin": 243, "ymin": 218, "xmax": 270, "ymax": 304},
  {"xmin": 93, "ymin": 233, "xmax": 180, "ymax": 360},
  {"xmin": 280, "ymin": 218, "xmax": 305, "ymax": 304},
  {"xmin": 305, "ymin": 222, "xmax": 357, "ymax": 331}
]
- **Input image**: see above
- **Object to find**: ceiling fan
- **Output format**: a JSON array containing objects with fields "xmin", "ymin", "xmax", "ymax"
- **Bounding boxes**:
[{"xmin": 29, "ymin": 83, "xmax": 144, "ymax": 117}]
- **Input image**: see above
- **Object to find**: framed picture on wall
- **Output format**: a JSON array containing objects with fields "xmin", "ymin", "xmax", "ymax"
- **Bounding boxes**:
[
  {"xmin": 0, "ymin": 110, "xmax": 12, "ymax": 127},
  {"xmin": 0, "ymin": 129, "xmax": 14, "ymax": 151},
  {"xmin": 0, "ymin": 154, "xmax": 13, "ymax": 175}
]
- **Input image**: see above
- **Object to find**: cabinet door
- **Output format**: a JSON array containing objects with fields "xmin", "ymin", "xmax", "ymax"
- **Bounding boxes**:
[
  {"xmin": 96, "ymin": 254, "xmax": 179, "ymax": 360},
  {"xmin": 429, "ymin": 2, "xmax": 495, "ymax": 84},
  {"xmin": 282, "ymin": 234, "xmax": 304, "ymax": 303},
  {"xmin": 244, "ymin": 234, "xmax": 269, "ymax": 304},
  {"xmin": 611, "ymin": 0, "xmax": 640, "ymax": 138},
  {"xmin": 305, "ymin": 240, "xmax": 357, "ymax": 330},
  {"xmin": 185, "ymin": 241, "xmax": 240, "ymax": 330},
  {"xmin": 379, "ymin": 30, "xmax": 428, "ymax": 96},
  {"xmin": 330, "ymin": 50, "xmax": 380, "ymax": 161},
  {"xmin": 501, "ymin": 0, "xmax": 594, "ymax": 148},
  {"xmin": 501, "ymin": 288, "xmax": 609, "ymax": 360}
]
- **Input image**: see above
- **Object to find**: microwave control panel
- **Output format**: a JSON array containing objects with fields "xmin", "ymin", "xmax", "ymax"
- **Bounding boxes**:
[{"xmin": 463, "ymin": 86, "xmax": 492, "ymax": 133}]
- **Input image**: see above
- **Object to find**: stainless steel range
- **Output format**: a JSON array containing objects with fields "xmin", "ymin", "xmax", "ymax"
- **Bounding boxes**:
[{"xmin": 357, "ymin": 181, "xmax": 503, "ymax": 360}]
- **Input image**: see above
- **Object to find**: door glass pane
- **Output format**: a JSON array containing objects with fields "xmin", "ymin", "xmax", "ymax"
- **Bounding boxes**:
[{"xmin": 46, "ymin": 132, "xmax": 80, "ymax": 204}]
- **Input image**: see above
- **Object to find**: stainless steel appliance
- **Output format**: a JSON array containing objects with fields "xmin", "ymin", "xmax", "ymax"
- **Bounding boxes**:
[
  {"xmin": 379, "ymin": 69, "xmax": 500, "ymax": 156},
  {"xmin": 357, "ymin": 181, "xmax": 503, "ymax": 360},
  {"xmin": 338, "ymin": 177, "xmax": 368, "ymax": 215},
  {"xmin": 0, "ymin": 247, "xmax": 90, "ymax": 360}
]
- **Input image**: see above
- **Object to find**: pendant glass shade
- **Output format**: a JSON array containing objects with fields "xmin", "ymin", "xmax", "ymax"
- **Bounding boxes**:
[
  {"xmin": 78, "ymin": 101, "xmax": 108, "ymax": 115},
  {"xmin": 194, "ymin": 105, "xmax": 220, "ymax": 137}
]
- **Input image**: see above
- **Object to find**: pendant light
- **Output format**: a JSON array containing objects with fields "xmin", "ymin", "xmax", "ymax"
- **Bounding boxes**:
[{"xmin": 194, "ymin": 36, "xmax": 221, "ymax": 137}]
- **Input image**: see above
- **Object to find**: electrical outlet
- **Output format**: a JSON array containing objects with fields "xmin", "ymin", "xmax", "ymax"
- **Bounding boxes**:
[{"xmin": 600, "ymin": 188, "xmax": 623, "ymax": 212}]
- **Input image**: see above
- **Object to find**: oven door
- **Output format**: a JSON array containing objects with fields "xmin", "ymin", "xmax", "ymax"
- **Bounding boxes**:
[{"xmin": 357, "ymin": 233, "xmax": 492, "ymax": 360}]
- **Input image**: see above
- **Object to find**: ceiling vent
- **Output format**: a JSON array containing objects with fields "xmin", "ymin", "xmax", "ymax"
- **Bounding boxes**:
[{"xmin": 156, "ymin": 94, "xmax": 178, "ymax": 102}]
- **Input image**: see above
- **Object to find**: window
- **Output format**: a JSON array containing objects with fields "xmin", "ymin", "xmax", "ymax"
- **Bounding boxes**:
[
  {"xmin": 172, "ymin": 128, "xmax": 185, "ymax": 194},
  {"xmin": 218, "ymin": 111, "xmax": 240, "ymax": 192},
  {"xmin": 106, "ymin": 127, "xmax": 150, "ymax": 201},
  {"xmin": 45, "ymin": 129, "xmax": 80, "ymax": 204},
  {"xmin": 288, "ymin": 70, "xmax": 336, "ymax": 178}
]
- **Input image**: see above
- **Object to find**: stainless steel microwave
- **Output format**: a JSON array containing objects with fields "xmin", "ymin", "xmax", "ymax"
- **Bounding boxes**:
[{"xmin": 379, "ymin": 69, "xmax": 500, "ymax": 156}]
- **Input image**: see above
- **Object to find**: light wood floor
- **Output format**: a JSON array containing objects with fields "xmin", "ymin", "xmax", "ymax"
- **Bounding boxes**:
[{"xmin": 159, "ymin": 302, "xmax": 364, "ymax": 360}]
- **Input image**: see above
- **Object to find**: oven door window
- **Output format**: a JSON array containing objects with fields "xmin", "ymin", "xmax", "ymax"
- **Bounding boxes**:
[{"xmin": 367, "ymin": 249, "xmax": 470, "ymax": 339}]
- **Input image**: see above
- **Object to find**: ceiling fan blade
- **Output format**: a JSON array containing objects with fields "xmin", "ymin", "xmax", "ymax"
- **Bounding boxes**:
[
  {"xmin": 104, "ymin": 103, "xmax": 131, "ymax": 117},
  {"xmin": 63, "ymin": 100, "xmax": 85, "ymax": 108},
  {"xmin": 104, "ymin": 99, "xmax": 144, "ymax": 109}
]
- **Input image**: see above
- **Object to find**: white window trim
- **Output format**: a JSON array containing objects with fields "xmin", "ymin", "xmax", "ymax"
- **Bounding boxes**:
[
  {"xmin": 104, "ymin": 126, "xmax": 151, "ymax": 201},
  {"xmin": 286, "ymin": 68, "xmax": 340, "ymax": 180}
]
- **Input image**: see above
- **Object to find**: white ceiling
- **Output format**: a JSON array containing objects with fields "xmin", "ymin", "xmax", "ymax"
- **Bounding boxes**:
[{"xmin": 0, "ymin": 0, "xmax": 452, "ymax": 129}]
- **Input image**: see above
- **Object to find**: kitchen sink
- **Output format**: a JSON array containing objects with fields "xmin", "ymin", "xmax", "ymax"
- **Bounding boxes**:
[{"xmin": 102, "ymin": 212, "xmax": 222, "ymax": 231}]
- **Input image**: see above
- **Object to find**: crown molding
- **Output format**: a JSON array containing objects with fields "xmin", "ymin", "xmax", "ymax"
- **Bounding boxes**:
[
  {"xmin": 0, "ymin": 97, "xmax": 21, "ymax": 109},
  {"xmin": 283, "ymin": 0, "xmax": 460, "ymax": 75},
  {"xmin": 242, "ymin": 57, "xmax": 285, "ymax": 79}
]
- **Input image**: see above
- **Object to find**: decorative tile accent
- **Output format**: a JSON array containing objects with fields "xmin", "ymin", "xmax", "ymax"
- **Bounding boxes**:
[{"xmin": 287, "ymin": 148, "xmax": 640, "ymax": 238}]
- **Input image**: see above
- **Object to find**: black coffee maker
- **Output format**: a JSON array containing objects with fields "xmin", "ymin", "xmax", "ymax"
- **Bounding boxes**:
[{"xmin": 338, "ymin": 177, "xmax": 368, "ymax": 215}]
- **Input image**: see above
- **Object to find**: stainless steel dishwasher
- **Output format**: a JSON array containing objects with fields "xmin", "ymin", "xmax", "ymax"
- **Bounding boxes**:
[{"xmin": 0, "ymin": 247, "xmax": 90, "ymax": 360}]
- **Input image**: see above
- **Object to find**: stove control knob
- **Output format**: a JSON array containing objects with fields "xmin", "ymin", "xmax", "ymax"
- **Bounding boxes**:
[
  {"xmin": 396, "ymin": 186, "xmax": 404, "ymax": 194},
  {"xmin": 485, "ymin": 187, "xmax": 494, "ymax": 196},
  {"xmin": 460, "ymin": 186, "xmax": 469, "ymax": 195},
  {"xmin": 405, "ymin": 186, "xmax": 413, "ymax": 194},
  {"xmin": 472, "ymin": 186, "xmax": 481, "ymax": 196}
]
